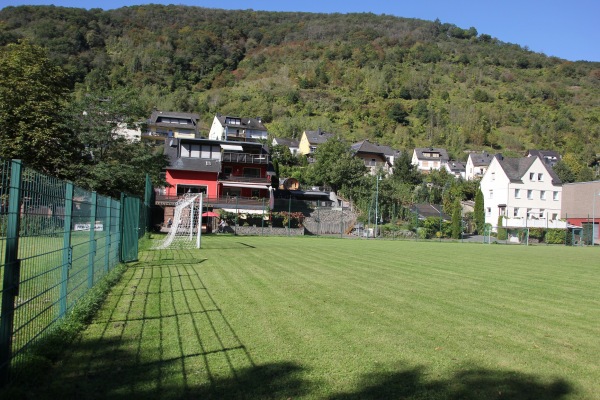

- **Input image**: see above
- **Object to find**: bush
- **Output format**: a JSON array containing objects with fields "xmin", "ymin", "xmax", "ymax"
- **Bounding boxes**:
[{"xmin": 545, "ymin": 229, "xmax": 566, "ymax": 244}]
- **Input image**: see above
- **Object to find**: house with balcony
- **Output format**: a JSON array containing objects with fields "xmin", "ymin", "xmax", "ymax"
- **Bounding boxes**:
[
  {"xmin": 208, "ymin": 114, "xmax": 268, "ymax": 142},
  {"xmin": 561, "ymin": 180, "xmax": 600, "ymax": 244},
  {"xmin": 298, "ymin": 129, "xmax": 334, "ymax": 157},
  {"xmin": 479, "ymin": 155, "xmax": 564, "ymax": 231},
  {"xmin": 158, "ymin": 138, "xmax": 274, "ymax": 226},
  {"xmin": 351, "ymin": 140, "xmax": 394, "ymax": 175},
  {"xmin": 465, "ymin": 151, "xmax": 494, "ymax": 180},
  {"xmin": 411, "ymin": 147, "xmax": 449, "ymax": 173},
  {"xmin": 143, "ymin": 110, "xmax": 200, "ymax": 144}
]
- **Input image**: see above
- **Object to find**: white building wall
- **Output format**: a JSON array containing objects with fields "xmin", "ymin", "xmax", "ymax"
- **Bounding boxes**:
[
  {"xmin": 208, "ymin": 116, "xmax": 224, "ymax": 141},
  {"xmin": 481, "ymin": 157, "xmax": 562, "ymax": 230}
]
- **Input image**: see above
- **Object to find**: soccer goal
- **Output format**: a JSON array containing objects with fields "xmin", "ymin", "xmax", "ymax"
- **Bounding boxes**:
[{"xmin": 154, "ymin": 193, "xmax": 204, "ymax": 249}]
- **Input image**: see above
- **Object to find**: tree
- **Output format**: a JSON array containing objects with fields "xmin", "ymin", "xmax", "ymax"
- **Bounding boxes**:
[
  {"xmin": 310, "ymin": 137, "xmax": 367, "ymax": 193},
  {"xmin": 0, "ymin": 41, "xmax": 82, "ymax": 176},
  {"xmin": 451, "ymin": 200, "xmax": 462, "ymax": 239},
  {"xmin": 474, "ymin": 188, "xmax": 485, "ymax": 234}
]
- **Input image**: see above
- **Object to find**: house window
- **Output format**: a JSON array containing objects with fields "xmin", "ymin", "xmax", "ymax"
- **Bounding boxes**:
[
  {"xmin": 529, "ymin": 172, "xmax": 535, "ymax": 181},
  {"xmin": 527, "ymin": 190, "xmax": 533, "ymax": 199},
  {"xmin": 551, "ymin": 213, "xmax": 558, "ymax": 221},
  {"xmin": 540, "ymin": 190, "xmax": 546, "ymax": 200},
  {"xmin": 514, "ymin": 189, "xmax": 521, "ymax": 198},
  {"xmin": 486, "ymin": 207, "xmax": 491, "ymax": 217},
  {"xmin": 422, "ymin": 161, "xmax": 429, "ymax": 168},
  {"xmin": 176, "ymin": 185, "xmax": 207, "ymax": 196},
  {"xmin": 243, "ymin": 168, "xmax": 260, "ymax": 178},
  {"xmin": 538, "ymin": 173, "xmax": 543, "ymax": 181},
  {"xmin": 489, "ymin": 190, "xmax": 493, "ymax": 199},
  {"xmin": 513, "ymin": 208, "xmax": 519, "ymax": 217},
  {"xmin": 553, "ymin": 191, "xmax": 559, "ymax": 201},
  {"xmin": 527, "ymin": 208, "xmax": 532, "ymax": 219},
  {"xmin": 251, "ymin": 189, "xmax": 260, "ymax": 198},
  {"xmin": 539, "ymin": 209, "xmax": 545, "ymax": 219},
  {"xmin": 491, "ymin": 172, "xmax": 495, "ymax": 181}
]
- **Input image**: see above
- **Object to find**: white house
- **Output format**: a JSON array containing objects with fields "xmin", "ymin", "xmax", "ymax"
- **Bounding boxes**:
[
  {"xmin": 480, "ymin": 155, "xmax": 564, "ymax": 231},
  {"xmin": 465, "ymin": 151, "xmax": 494, "ymax": 180},
  {"xmin": 208, "ymin": 114, "xmax": 268, "ymax": 142},
  {"xmin": 272, "ymin": 137, "xmax": 300, "ymax": 156},
  {"xmin": 444, "ymin": 161, "xmax": 466, "ymax": 179},
  {"xmin": 411, "ymin": 147, "xmax": 449, "ymax": 173}
]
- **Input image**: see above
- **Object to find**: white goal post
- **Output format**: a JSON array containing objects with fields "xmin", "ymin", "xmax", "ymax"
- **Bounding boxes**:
[{"xmin": 154, "ymin": 193, "xmax": 204, "ymax": 249}]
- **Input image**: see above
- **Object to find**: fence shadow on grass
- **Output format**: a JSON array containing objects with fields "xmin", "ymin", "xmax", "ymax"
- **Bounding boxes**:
[
  {"xmin": 328, "ymin": 365, "xmax": 573, "ymax": 400},
  {"xmin": 3, "ymin": 255, "xmax": 314, "ymax": 400}
]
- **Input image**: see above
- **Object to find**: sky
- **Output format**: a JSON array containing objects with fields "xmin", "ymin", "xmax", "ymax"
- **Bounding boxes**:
[{"xmin": 2, "ymin": 0, "xmax": 599, "ymax": 62}]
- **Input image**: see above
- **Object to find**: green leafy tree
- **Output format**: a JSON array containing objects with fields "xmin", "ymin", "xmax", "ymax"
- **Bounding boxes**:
[
  {"xmin": 474, "ymin": 188, "xmax": 485, "ymax": 234},
  {"xmin": 0, "ymin": 41, "xmax": 82, "ymax": 176},
  {"xmin": 310, "ymin": 137, "xmax": 367, "ymax": 193}
]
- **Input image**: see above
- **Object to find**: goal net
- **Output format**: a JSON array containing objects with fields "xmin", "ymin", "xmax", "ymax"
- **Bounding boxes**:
[{"xmin": 154, "ymin": 193, "xmax": 203, "ymax": 249}]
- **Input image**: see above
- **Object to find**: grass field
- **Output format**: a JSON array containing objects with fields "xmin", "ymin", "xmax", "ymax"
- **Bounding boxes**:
[{"xmin": 11, "ymin": 236, "xmax": 600, "ymax": 399}]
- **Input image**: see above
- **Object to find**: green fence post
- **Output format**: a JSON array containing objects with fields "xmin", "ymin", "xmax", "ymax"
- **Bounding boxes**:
[
  {"xmin": 261, "ymin": 198, "xmax": 265, "ymax": 236},
  {"xmin": 340, "ymin": 202, "xmax": 344, "ymax": 239},
  {"xmin": 288, "ymin": 196, "xmax": 291, "ymax": 236},
  {"xmin": 119, "ymin": 193, "xmax": 125, "ymax": 262},
  {"xmin": 59, "ymin": 182, "xmax": 74, "ymax": 317},
  {"xmin": 104, "ymin": 197, "xmax": 111, "ymax": 273},
  {"xmin": 144, "ymin": 174, "xmax": 152, "ymax": 234},
  {"xmin": 88, "ymin": 192, "xmax": 97, "ymax": 288},
  {"xmin": 234, "ymin": 196, "xmax": 238, "ymax": 235},
  {"xmin": 0, "ymin": 159, "xmax": 23, "ymax": 385}
]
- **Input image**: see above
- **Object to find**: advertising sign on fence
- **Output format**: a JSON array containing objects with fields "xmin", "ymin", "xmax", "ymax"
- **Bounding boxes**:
[{"xmin": 73, "ymin": 223, "xmax": 104, "ymax": 231}]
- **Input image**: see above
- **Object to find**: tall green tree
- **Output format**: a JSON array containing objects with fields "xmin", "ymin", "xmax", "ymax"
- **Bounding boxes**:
[
  {"xmin": 474, "ymin": 188, "xmax": 485, "ymax": 234},
  {"xmin": 310, "ymin": 137, "xmax": 367, "ymax": 193},
  {"xmin": 0, "ymin": 41, "xmax": 82, "ymax": 176},
  {"xmin": 451, "ymin": 199, "xmax": 462, "ymax": 239}
]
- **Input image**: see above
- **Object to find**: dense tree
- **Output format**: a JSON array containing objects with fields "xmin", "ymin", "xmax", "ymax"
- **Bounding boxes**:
[
  {"xmin": 474, "ymin": 188, "xmax": 485, "ymax": 234},
  {"xmin": 451, "ymin": 199, "xmax": 462, "ymax": 239},
  {"xmin": 310, "ymin": 137, "xmax": 367, "ymax": 193},
  {"xmin": 0, "ymin": 41, "xmax": 82, "ymax": 176}
]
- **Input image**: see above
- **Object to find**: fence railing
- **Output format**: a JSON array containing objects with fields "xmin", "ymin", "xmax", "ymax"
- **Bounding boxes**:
[{"xmin": 0, "ymin": 158, "xmax": 150, "ymax": 385}]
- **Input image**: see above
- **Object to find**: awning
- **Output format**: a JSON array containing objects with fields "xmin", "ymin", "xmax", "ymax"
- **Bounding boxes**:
[
  {"xmin": 222, "ymin": 182, "xmax": 270, "ymax": 189},
  {"xmin": 220, "ymin": 144, "xmax": 244, "ymax": 151}
]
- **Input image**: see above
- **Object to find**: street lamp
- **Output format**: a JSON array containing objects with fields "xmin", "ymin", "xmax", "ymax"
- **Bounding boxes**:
[{"xmin": 375, "ymin": 174, "xmax": 382, "ymax": 238}]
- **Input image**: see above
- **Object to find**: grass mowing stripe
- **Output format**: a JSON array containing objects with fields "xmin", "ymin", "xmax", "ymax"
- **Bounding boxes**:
[{"xmin": 9, "ymin": 235, "xmax": 599, "ymax": 400}]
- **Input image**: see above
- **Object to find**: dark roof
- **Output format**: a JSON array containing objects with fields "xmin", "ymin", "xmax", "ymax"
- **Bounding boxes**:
[
  {"xmin": 351, "ymin": 140, "xmax": 386, "ymax": 156},
  {"xmin": 304, "ymin": 130, "xmax": 334, "ymax": 145},
  {"xmin": 468, "ymin": 151, "xmax": 495, "ymax": 167},
  {"xmin": 216, "ymin": 115, "xmax": 267, "ymax": 131},
  {"xmin": 496, "ymin": 156, "xmax": 562, "ymax": 185},
  {"xmin": 273, "ymin": 137, "xmax": 300, "ymax": 147},
  {"xmin": 526, "ymin": 149, "xmax": 561, "ymax": 159},
  {"xmin": 414, "ymin": 147, "xmax": 449, "ymax": 161},
  {"xmin": 411, "ymin": 203, "xmax": 451, "ymax": 221},
  {"xmin": 351, "ymin": 140, "xmax": 400, "ymax": 157},
  {"xmin": 149, "ymin": 110, "xmax": 200, "ymax": 124},
  {"xmin": 446, "ymin": 161, "xmax": 466, "ymax": 172}
]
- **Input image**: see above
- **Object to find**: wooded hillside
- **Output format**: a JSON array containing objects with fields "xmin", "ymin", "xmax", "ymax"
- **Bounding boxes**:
[{"xmin": 1, "ymin": 4, "xmax": 599, "ymax": 173}]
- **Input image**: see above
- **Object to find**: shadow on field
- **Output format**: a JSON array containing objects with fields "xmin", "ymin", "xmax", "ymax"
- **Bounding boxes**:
[{"xmin": 328, "ymin": 365, "xmax": 573, "ymax": 400}]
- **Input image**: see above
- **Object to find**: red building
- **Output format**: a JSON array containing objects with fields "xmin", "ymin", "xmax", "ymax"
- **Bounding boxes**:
[{"xmin": 156, "ymin": 138, "xmax": 274, "ymax": 227}]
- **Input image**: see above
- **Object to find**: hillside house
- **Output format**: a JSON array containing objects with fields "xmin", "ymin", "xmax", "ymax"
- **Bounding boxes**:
[
  {"xmin": 272, "ymin": 137, "xmax": 300, "ymax": 156},
  {"xmin": 208, "ymin": 114, "xmax": 268, "ymax": 142},
  {"xmin": 444, "ymin": 161, "xmax": 466, "ymax": 179},
  {"xmin": 298, "ymin": 129, "xmax": 334, "ymax": 156},
  {"xmin": 411, "ymin": 148, "xmax": 449, "ymax": 173},
  {"xmin": 351, "ymin": 140, "xmax": 393, "ymax": 175},
  {"xmin": 143, "ymin": 110, "xmax": 200, "ymax": 144},
  {"xmin": 479, "ymin": 155, "xmax": 563, "ymax": 231},
  {"xmin": 526, "ymin": 150, "xmax": 561, "ymax": 167},
  {"xmin": 465, "ymin": 151, "xmax": 495, "ymax": 180}
]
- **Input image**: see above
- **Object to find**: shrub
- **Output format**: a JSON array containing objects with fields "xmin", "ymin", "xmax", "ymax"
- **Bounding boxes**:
[{"xmin": 545, "ymin": 229, "xmax": 566, "ymax": 244}]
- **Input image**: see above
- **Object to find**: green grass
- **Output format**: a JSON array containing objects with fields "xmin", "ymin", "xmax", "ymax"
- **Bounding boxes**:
[{"xmin": 5, "ymin": 236, "xmax": 599, "ymax": 399}]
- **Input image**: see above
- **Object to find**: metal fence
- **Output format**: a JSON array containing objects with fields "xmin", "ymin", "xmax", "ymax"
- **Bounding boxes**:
[{"xmin": 0, "ymin": 158, "xmax": 149, "ymax": 384}]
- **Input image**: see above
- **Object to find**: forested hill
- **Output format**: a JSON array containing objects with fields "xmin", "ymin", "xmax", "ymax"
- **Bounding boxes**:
[{"xmin": 1, "ymin": 4, "xmax": 599, "ymax": 172}]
